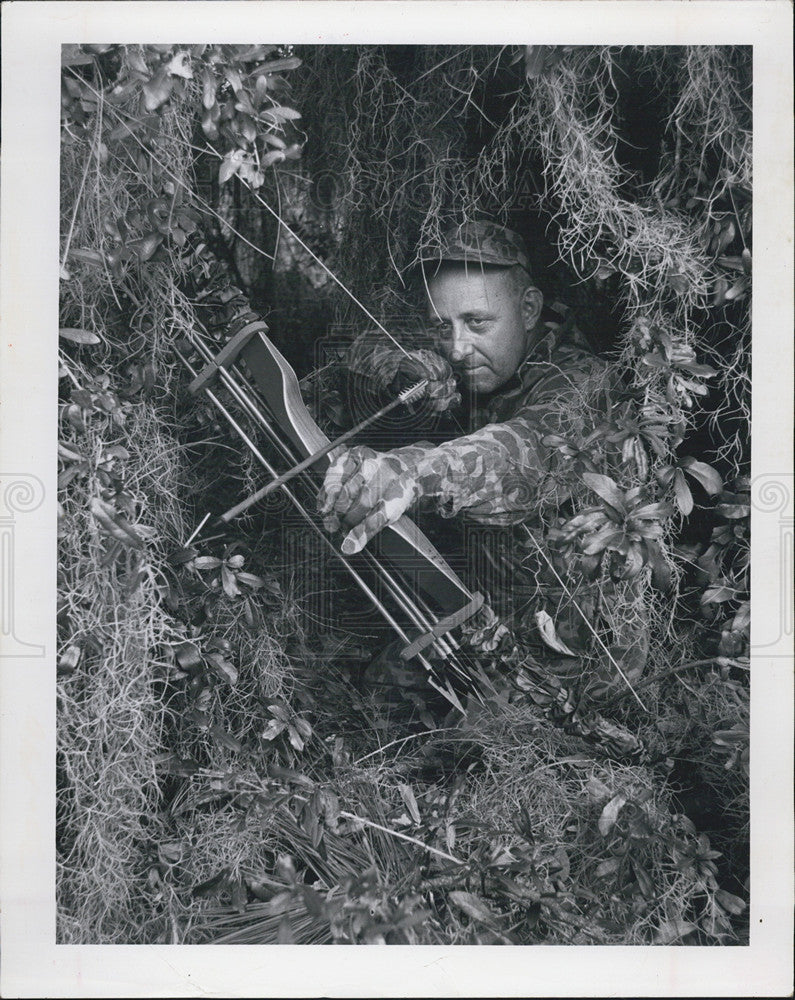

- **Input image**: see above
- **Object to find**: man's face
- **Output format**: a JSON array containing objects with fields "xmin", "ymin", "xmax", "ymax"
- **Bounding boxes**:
[{"xmin": 426, "ymin": 266, "xmax": 535, "ymax": 394}]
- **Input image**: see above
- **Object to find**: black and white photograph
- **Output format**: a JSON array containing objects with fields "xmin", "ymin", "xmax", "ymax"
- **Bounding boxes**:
[{"xmin": 0, "ymin": 2, "xmax": 792, "ymax": 997}]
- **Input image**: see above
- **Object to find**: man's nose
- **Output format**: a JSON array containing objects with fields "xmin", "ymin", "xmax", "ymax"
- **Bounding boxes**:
[{"xmin": 448, "ymin": 326, "xmax": 474, "ymax": 364}]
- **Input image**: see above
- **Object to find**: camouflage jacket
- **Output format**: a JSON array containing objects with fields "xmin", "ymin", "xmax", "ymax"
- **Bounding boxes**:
[{"xmin": 385, "ymin": 316, "xmax": 610, "ymax": 528}]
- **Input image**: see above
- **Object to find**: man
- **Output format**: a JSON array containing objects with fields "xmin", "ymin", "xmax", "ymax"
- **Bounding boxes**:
[
  {"xmin": 316, "ymin": 221, "xmax": 651, "ymax": 698},
  {"xmin": 318, "ymin": 221, "xmax": 607, "ymax": 556}
]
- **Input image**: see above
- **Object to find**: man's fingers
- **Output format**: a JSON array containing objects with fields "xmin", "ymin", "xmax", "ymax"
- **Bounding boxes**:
[
  {"xmin": 340, "ymin": 501, "xmax": 390, "ymax": 555},
  {"xmin": 425, "ymin": 377, "xmax": 461, "ymax": 412},
  {"xmin": 322, "ymin": 475, "xmax": 366, "ymax": 523},
  {"xmin": 318, "ymin": 449, "xmax": 365, "ymax": 517},
  {"xmin": 321, "ymin": 511, "xmax": 341, "ymax": 534}
]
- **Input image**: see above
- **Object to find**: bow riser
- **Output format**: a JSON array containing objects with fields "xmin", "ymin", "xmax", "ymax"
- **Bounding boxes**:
[
  {"xmin": 182, "ymin": 323, "xmax": 490, "ymax": 710},
  {"xmin": 240, "ymin": 329, "xmax": 479, "ymax": 613}
]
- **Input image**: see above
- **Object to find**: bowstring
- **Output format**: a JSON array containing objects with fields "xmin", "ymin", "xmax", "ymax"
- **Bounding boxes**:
[
  {"xmin": 66, "ymin": 65, "xmax": 411, "ymax": 360},
  {"xmin": 251, "ymin": 191, "xmax": 413, "ymax": 360},
  {"xmin": 521, "ymin": 526, "xmax": 648, "ymax": 712}
]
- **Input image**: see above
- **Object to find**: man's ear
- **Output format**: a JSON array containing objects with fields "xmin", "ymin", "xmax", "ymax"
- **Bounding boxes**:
[{"xmin": 521, "ymin": 285, "xmax": 543, "ymax": 331}]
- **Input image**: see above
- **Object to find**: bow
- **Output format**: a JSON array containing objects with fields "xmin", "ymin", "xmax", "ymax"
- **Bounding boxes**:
[{"xmin": 177, "ymin": 317, "xmax": 491, "ymax": 712}]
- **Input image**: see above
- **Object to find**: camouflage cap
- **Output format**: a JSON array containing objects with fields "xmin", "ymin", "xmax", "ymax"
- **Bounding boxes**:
[{"xmin": 426, "ymin": 221, "xmax": 531, "ymax": 273}]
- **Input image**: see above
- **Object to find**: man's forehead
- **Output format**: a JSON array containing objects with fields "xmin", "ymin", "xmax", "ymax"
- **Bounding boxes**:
[{"xmin": 425, "ymin": 266, "xmax": 512, "ymax": 310}]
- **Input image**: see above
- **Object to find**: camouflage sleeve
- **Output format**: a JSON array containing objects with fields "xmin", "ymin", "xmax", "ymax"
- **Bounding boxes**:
[
  {"xmin": 388, "ymin": 416, "xmax": 560, "ymax": 526},
  {"xmin": 389, "ymin": 363, "xmax": 604, "ymax": 526}
]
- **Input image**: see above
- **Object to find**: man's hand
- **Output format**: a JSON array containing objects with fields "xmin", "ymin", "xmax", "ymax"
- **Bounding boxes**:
[
  {"xmin": 317, "ymin": 445, "xmax": 421, "ymax": 554},
  {"xmin": 395, "ymin": 349, "xmax": 461, "ymax": 412},
  {"xmin": 349, "ymin": 338, "xmax": 461, "ymax": 412}
]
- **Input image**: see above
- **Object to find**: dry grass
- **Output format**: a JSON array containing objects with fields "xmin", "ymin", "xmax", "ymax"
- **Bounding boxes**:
[{"xmin": 57, "ymin": 44, "xmax": 750, "ymax": 946}]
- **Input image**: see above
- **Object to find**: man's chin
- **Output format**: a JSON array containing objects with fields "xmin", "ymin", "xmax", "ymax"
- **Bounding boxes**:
[{"xmin": 462, "ymin": 368, "xmax": 499, "ymax": 393}]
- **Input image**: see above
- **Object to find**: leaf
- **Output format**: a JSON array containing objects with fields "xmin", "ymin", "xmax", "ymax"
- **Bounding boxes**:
[
  {"xmin": 534, "ymin": 610, "xmax": 577, "ymax": 656},
  {"xmin": 715, "ymin": 889, "xmax": 747, "ymax": 915},
  {"xmin": 681, "ymin": 458, "xmax": 723, "ymax": 495},
  {"xmin": 192, "ymin": 869, "xmax": 229, "ymax": 899},
  {"xmin": 581, "ymin": 472, "xmax": 626, "ymax": 518},
  {"xmin": 62, "ymin": 44, "xmax": 95, "ymax": 67},
  {"xmin": 631, "ymin": 857, "xmax": 655, "ymax": 899},
  {"xmin": 158, "ymin": 841, "xmax": 183, "ymax": 865},
  {"xmin": 201, "ymin": 106, "xmax": 220, "ymax": 140},
  {"xmin": 668, "ymin": 272, "xmax": 689, "ymax": 295},
  {"xmin": 193, "ymin": 555, "xmax": 222, "ymax": 571},
  {"xmin": 320, "ymin": 789, "xmax": 340, "ymax": 832},
  {"xmin": 724, "ymin": 278, "xmax": 748, "ymax": 301},
  {"xmin": 261, "ymin": 719, "xmax": 287, "ymax": 741},
  {"xmin": 715, "ymin": 502, "xmax": 750, "ymax": 520},
  {"xmin": 236, "ymin": 571, "xmax": 265, "ymax": 589},
  {"xmin": 60, "ymin": 327, "xmax": 100, "ymax": 345},
  {"xmin": 231, "ymin": 876, "xmax": 246, "ymax": 914},
  {"xmin": 445, "ymin": 823, "xmax": 456, "ymax": 852},
  {"xmin": 448, "ymin": 891, "xmax": 499, "ymax": 927},
  {"xmin": 58, "ymin": 644, "xmax": 82, "ymax": 675},
  {"xmin": 679, "ymin": 361, "xmax": 717, "ymax": 378},
  {"xmin": 713, "ymin": 275, "xmax": 729, "ymax": 307},
  {"xmin": 233, "ymin": 44, "xmax": 278, "ymax": 64},
  {"xmin": 701, "ymin": 584, "xmax": 736, "ymax": 605},
  {"xmin": 184, "ymin": 708, "xmax": 210, "ymax": 730},
  {"xmin": 653, "ymin": 918, "xmax": 698, "ymax": 945},
  {"xmin": 644, "ymin": 539, "xmax": 672, "ymax": 591},
  {"xmin": 524, "ymin": 45, "xmax": 552, "ymax": 79},
  {"xmin": 221, "ymin": 563, "xmax": 241, "ymax": 598},
  {"xmin": 143, "ymin": 68, "xmax": 173, "ymax": 111},
  {"xmin": 173, "ymin": 640, "xmax": 202, "ymax": 673},
  {"xmin": 277, "ymin": 917, "xmax": 294, "ymax": 944},
  {"xmin": 130, "ymin": 232, "xmax": 164, "ymax": 262},
  {"xmin": 595, "ymin": 856, "xmax": 622, "ymax": 878},
  {"xmin": 293, "ymin": 718, "xmax": 312, "ymax": 740},
  {"xmin": 731, "ymin": 601, "xmax": 751, "ymax": 632},
  {"xmin": 209, "ymin": 724, "xmax": 243, "ymax": 752},
  {"xmin": 272, "ymin": 104, "xmax": 301, "ymax": 121},
  {"xmin": 397, "ymin": 783, "xmax": 421, "ymax": 825},
  {"xmin": 630, "ymin": 500, "xmax": 674, "ymax": 521},
  {"xmin": 261, "ymin": 149, "xmax": 286, "ymax": 168},
  {"xmin": 166, "ymin": 50, "xmax": 193, "ymax": 79},
  {"xmin": 585, "ymin": 775, "xmax": 611, "ymax": 803},
  {"xmin": 563, "ymin": 510, "xmax": 607, "ymax": 535},
  {"xmin": 597, "ymin": 794, "xmax": 626, "ymax": 836},
  {"xmin": 287, "ymin": 726, "xmax": 305, "ymax": 752},
  {"xmin": 581, "ymin": 525, "xmax": 625, "ymax": 555},
  {"xmin": 642, "ymin": 351, "xmax": 669, "ymax": 370},
  {"xmin": 218, "ymin": 152, "xmax": 243, "ymax": 184},
  {"xmin": 168, "ymin": 545, "xmax": 199, "ymax": 566},
  {"xmin": 205, "ymin": 652, "xmax": 238, "ymax": 686},
  {"xmin": 251, "ymin": 57, "xmax": 302, "ymax": 77},
  {"xmin": 262, "ymin": 132, "xmax": 287, "ymax": 150},
  {"xmin": 673, "ymin": 468, "xmax": 694, "ymax": 515},
  {"xmin": 621, "ymin": 542, "xmax": 644, "ymax": 580},
  {"xmin": 58, "ymin": 441, "xmax": 85, "ymax": 463},
  {"xmin": 224, "ymin": 67, "xmax": 243, "ymax": 92},
  {"xmin": 301, "ymin": 885, "xmax": 325, "ymax": 918},
  {"xmin": 90, "ymin": 497, "xmax": 144, "ymax": 549}
]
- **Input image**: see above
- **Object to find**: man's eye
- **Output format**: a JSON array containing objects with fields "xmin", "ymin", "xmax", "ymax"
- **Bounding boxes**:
[
  {"xmin": 434, "ymin": 323, "xmax": 452, "ymax": 338},
  {"xmin": 467, "ymin": 318, "xmax": 488, "ymax": 331}
]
